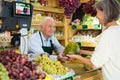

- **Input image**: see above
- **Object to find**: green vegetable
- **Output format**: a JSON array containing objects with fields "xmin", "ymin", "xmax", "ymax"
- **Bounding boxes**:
[
  {"xmin": 85, "ymin": 55, "xmax": 91, "ymax": 59},
  {"xmin": 84, "ymin": 56, "xmax": 92, "ymax": 70},
  {"xmin": 64, "ymin": 42, "xmax": 80, "ymax": 55}
]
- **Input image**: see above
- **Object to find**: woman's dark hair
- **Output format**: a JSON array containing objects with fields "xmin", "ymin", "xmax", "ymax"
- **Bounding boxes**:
[{"xmin": 94, "ymin": 0, "xmax": 120, "ymax": 25}]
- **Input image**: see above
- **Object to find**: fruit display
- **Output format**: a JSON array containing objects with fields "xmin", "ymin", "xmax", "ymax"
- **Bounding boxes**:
[
  {"xmin": 64, "ymin": 42, "xmax": 80, "ymax": 55},
  {"xmin": 34, "ymin": 55, "xmax": 69, "ymax": 75},
  {"xmin": 82, "ymin": 0, "xmax": 97, "ymax": 16},
  {"xmin": 0, "ymin": 49, "xmax": 46, "ymax": 80},
  {"xmin": 58, "ymin": 0, "xmax": 80, "ymax": 16},
  {"xmin": 43, "ymin": 75, "xmax": 52, "ymax": 80},
  {"xmin": 0, "ymin": 63, "xmax": 10, "ymax": 80}
]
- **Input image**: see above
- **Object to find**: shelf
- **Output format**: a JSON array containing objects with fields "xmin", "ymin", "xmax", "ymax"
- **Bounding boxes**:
[
  {"xmin": 33, "ymin": 6, "xmax": 64, "ymax": 13},
  {"xmin": 81, "ymin": 0, "xmax": 89, "ymax": 3},
  {"xmin": 55, "ymin": 22, "xmax": 64, "ymax": 27},
  {"xmin": 81, "ymin": 42, "xmax": 97, "ymax": 47},
  {"xmin": 31, "ymin": 24, "xmax": 39, "ymax": 26},
  {"xmin": 81, "ymin": 0, "xmax": 99, "ymax": 3},
  {"xmin": 56, "ymin": 36, "xmax": 65, "ymax": 40},
  {"xmin": 31, "ymin": 22, "xmax": 64, "ymax": 27},
  {"xmin": 71, "ymin": 24, "xmax": 101, "ymax": 30}
]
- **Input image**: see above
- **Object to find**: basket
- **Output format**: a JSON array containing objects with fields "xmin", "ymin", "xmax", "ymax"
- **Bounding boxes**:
[{"xmin": 0, "ymin": 36, "xmax": 12, "ymax": 43}]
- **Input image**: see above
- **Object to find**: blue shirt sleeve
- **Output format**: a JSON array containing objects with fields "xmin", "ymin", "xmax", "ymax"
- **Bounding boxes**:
[{"xmin": 50, "ymin": 36, "xmax": 64, "ymax": 54}]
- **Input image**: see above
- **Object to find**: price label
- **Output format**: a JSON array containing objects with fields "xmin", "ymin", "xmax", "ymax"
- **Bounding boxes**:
[
  {"xmin": 61, "ymin": 76, "xmax": 74, "ymax": 80},
  {"xmin": 94, "ymin": 24, "xmax": 101, "ymax": 30},
  {"xmin": 71, "ymin": 25, "xmax": 77, "ymax": 30},
  {"xmin": 82, "ymin": 25, "xmax": 88, "ymax": 30}
]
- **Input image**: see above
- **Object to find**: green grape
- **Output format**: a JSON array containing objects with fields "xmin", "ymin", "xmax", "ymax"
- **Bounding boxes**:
[
  {"xmin": 0, "ymin": 63, "xmax": 10, "ymax": 80},
  {"xmin": 33, "ymin": 55, "xmax": 69, "ymax": 75}
]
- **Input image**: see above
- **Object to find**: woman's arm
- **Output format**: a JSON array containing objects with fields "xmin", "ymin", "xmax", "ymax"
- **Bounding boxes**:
[
  {"xmin": 80, "ymin": 49, "xmax": 93, "ymax": 55},
  {"xmin": 67, "ymin": 55, "xmax": 97, "ymax": 69}
]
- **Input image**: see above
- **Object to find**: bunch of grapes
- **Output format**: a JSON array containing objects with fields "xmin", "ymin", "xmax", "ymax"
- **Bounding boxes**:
[
  {"xmin": 0, "ymin": 63, "xmax": 10, "ymax": 80},
  {"xmin": 59, "ymin": 0, "xmax": 80, "ymax": 17},
  {"xmin": 82, "ymin": 0, "xmax": 97, "ymax": 17},
  {"xmin": 0, "ymin": 49, "xmax": 46, "ymax": 80},
  {"xmin": 34, "ymin": 55, "xmax": 69, "ymax": 75}
]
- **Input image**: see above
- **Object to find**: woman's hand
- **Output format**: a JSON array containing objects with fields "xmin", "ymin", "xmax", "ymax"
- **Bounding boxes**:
[
  {"xmin": 66, "ymin": 55, "xmax": 79, "ymax": 60},
  {"xmin": 57, "ymin": 51, "xmax": 71, "ymax": 62},
  {"xmin": 57, "ymin": 53, "xmax": 69, "ymax": 62}
]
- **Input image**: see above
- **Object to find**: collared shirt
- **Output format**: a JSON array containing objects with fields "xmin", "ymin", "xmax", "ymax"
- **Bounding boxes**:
[
  {"xmin": 91, "ymin": 25, "xmax": 120, "ymax": 80},
  {"xmin": 28, "ymin": 31, "xmax": 64, "ymax": 57}
]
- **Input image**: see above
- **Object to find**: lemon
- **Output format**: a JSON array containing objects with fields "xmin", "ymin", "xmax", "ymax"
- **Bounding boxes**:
[
  {"xmin": 43, "ymin": 75, "xmax": 52, "ymax": 80},
  {"xmin": 15, "ymin": 49, "xmax": 21, "ymax": 54}
]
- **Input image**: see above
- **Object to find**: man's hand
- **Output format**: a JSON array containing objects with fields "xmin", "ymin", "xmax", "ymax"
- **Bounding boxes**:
[{"xmin": 57, "ymin": 51, "xmax": 74, "ymax": 63}]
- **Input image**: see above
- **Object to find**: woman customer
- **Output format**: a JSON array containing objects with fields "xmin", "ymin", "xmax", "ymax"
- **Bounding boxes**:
[{"xmin": 67, "ymin": 0, "xmax": 120, "ymax": 80}]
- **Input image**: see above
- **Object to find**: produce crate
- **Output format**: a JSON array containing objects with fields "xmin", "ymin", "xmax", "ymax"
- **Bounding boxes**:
[
  {"xmin": 74, "ymin": 69, "xmax": 103, "ymax": 80},
  {"xmin": 48, "ymin": 0, "xmax": 59, "ymax": 8},
  {"xmin": 62, "ymin": 61, "xmax": 103, "ymax": 80}
]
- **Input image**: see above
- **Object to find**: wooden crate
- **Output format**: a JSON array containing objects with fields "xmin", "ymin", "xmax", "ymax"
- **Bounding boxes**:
[
  {"xmin": 48, "ymin": 0, "xmax": 59, "ymax": 8},
  {"xmin": 62, "ymin": 61, "xmax": 103, "ymax": 80},
  {"xmin": 74, "ymin": 69, "xmax": 103, "ymax": 80}
]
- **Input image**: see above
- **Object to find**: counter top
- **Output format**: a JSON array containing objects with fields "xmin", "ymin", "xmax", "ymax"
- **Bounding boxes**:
[{"xmin": 62, "ymin": 60, "xmax": 103, "ymax": 80}]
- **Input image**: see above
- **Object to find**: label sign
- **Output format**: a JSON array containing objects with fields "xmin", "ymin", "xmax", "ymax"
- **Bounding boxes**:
[
  {"xmin": 61, "ymin": 76, "xmax": 74, "ymax": 80},
  {"xmin": 82, "ymin": 25, "xmax": 88, "ymax": 30}
]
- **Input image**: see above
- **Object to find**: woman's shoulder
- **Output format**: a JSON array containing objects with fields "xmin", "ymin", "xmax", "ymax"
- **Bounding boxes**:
[
  {"xmin": 101, "ymin": 25, "xmax": 120, "ymax": 38},
  {"xmin": 106, "ymin": 25, "xmax": 120, "ymax": 33}
]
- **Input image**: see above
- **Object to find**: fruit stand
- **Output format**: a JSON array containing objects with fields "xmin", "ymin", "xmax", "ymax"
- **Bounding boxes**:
[
  {"xmin": 0, "ymin": 48, "xmax": 104, "ymax": 80},
  {"xmin": 0, "ymin": 0, "xmax": 104, "ymax": 80},
  {"xmin": 62, "ymin": 61, "xmax": 103, "ymax": 80}
]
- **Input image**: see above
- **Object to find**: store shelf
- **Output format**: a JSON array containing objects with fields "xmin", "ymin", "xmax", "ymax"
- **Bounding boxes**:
[
  {"xmin": 81, "ymin": 42, "xmax": 97, "ymax": 47},
  {"xmin": 31, "ymin": 22, "xmax": 64, "ymax": 27},
  {"xmin": 31, "ymin": 24, "xmax": 39, "ymax": 26},
  {"xmin": 71, "ymin": 24, "xmax": 101, "ymax": 30},
  {"xmin": 33, "ymin": 6, "xmax": 64, "ymax": 13},
  {"xmin": 56, "ymin": 36, "xmax": 65, "ymax": 40},
  {"xmin": 81, "ymin": 0, "xmax": 99, "ymax": 3},
  {"xmin": 81, "ymin": 0, "xmax": 89, "ymax": 3},
  {"xmin": 55, "ymin": 22, "xmax": 64, "ymax": 27}
]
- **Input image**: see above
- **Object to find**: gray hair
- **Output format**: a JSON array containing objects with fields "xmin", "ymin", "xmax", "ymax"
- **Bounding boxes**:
[
  {"xmin": 40, "ymin": 17, "xmax": 55, "ymax": 26},
  {"xmin": 94, "ymin": 0, "xmax": 120, "ymax": 25}
]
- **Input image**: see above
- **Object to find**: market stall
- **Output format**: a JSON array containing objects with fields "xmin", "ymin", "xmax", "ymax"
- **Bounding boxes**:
[{"xmin": 0, "ymin": 0, "xmax": 106, "ymax": 80}]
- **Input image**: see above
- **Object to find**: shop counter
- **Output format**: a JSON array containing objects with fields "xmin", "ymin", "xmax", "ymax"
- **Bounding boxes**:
[{"xmin": 62, "ymin": 60, "xmax": 103, "ymax": 80}]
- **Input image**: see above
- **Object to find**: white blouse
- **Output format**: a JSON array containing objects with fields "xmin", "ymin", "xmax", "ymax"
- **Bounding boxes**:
[{"xmin": 91, "ymin": 25, "xmax": 120, "ymax": 80}]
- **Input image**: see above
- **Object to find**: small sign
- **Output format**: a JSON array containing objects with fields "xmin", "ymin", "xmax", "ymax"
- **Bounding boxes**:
[
  {"xmin": 71, "ymin": 25, "xmax": 77, "ymax": 30},
  {"xmin": 82, "ymin": 25, "xmax": 88, "ymax": 30},
  {"xmin": 94, "ymin": 24, "xmax": 101, "ymax": 30},
  {"xmin": 61, "ymin": 76, "xmax": 74, "ymax": 80}
]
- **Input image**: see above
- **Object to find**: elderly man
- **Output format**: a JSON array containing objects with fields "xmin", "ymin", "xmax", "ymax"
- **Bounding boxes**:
[{"xmin": 28, "ymin": 17, "xmax": 68, "ymax": 62}]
